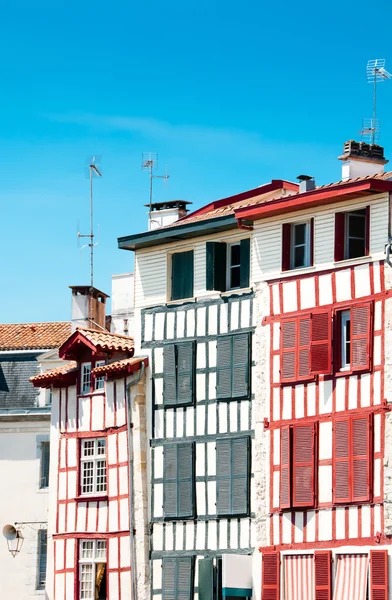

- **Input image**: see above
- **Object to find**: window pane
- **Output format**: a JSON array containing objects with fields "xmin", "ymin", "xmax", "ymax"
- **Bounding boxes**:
[
  {"xmin": 37, "ymin": 530, "xmax": 47, "ymax": 589},
  {"xmin": 81, "ymin": 541, "xmax": 94, "ymax": 558},
  {"xmin": 349, "ymin": 211, "xmax": 366, "ymax": 238},
  {"xmin": 80, "ymin": 564, "xmax": 94, "ymax": 598},
  {"xmin": 230, "ymin": 266, "xmax": 241, "ymax": 289},
  {"xmin": 97, "ymin": 439, "xmax": 106, "ymax": 455},
  {"xmin": 96, "ymin": 540, "xmax": 107, "ymax": 559},
  {"xmin": 230, "ymin": 244, "xmax": 241, "ymax": 266},
  {"xmin": 83, "ymin": 441, "xmax": 94, "ymax": 457},
  {"xmin": 294, "ymin": 223, "xmax": 306, "ymax": 245},
  {"xmin": 294, "ymin": 245, "xmax": 305, "ymax": 268},
  {"xmin": 82, "ymin": 461, "xmax": 94, "ymax": 494},
  {"xmin": 96, "ymin": 460, "xmax": 107, "ymax": 492},
  {"xmin": 348, "ymin": 237, "xmax": 365, "ymax": 259}
]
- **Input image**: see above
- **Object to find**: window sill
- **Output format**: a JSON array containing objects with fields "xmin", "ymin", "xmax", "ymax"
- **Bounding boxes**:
[
  {"xmin": 333, "ymin": 255, "xmax": 371, "ymax": 267},
  {"xmin": 74, "ymin": 494, "xmax": 108, "ymax": 502},
  {"xmin": 220, "ymin": 287, "xmax": 253, "ymax": 297},
  {"xmin": 166, "ymin": 297, "xmax": 196, "ymax": 306},
  {"xmin": 78, "ymin": 389, "xmax": 105, "ymax": 398}
]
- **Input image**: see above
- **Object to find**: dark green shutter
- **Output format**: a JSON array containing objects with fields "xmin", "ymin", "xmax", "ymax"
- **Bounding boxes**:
[
  {"xmin": 240, "ymin": 238, "xmax": 250, "ymax": 289},
  {"xmin": 163, "ymin": 557, "xmax": 194, "ymax": 600},
  {"xmin": 163, "ymin": 558, "xmax": 177, "ymax": 600},
  {"xmin": 177, "ymin": 342, "xmax": 195, "ymax": 406},
  {"xmin": 163, "ymin": 345, "xmax": 177, "ymax": 406},
  {"xmin": 40, "ymin": 442, "xmax": 50, "ymax": 488},
  {"xmin": 217, "ymin": 336, "xmax": 232, "ymax": 399},
  {"xmin": 163, "ymin": 446, "xmax": 178, "ymax": 518},
  {"xmin": 198, "ymin": 559, "xmax": 214, "ymax": 600},
  {"xmin": 216, "ymin": 439, "xmax": 231, "ymax": 515},
  {"xmin": 172, "ymin": 251, "xmax": 194, "ymax": 301},
  {"xmin": 232, "ymin": 437, "xmax": 250, "ymax": 515},
  {"xmin": 206, "ymin": 242, "xmax": 227, "ymax": 291},
  {"xmin": 232, "ymin": 334, "xmax": 250, "ymax": 399},
  {"xmin": 37, "ymin": 530, "xmax": 47, "ymax": 589},
  {"xmin": 178, "ymin": 443, "xmax": 194, "ymax": 517}
]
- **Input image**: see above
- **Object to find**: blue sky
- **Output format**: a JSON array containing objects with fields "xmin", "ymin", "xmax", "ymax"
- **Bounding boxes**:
[{"xmin": 1, "ymin": 0, "xmax": 392, "ymax": 322}]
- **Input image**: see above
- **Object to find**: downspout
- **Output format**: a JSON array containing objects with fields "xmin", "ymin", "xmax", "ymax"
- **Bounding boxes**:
[{"xmin": 126, "ymin": 361, "xmax": 145, "ymax": 600}]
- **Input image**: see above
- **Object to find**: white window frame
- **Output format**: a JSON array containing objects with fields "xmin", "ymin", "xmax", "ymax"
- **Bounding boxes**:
[
  {"xmin": 81, "ymin": 362, "xmax": 92, "ymax": 395},
  {"xmin": 341, "ymin": 309, "xmax": 351, "ymax": 369},
  {"xmin": 79, "ymin": 539, "xmax": 107, "ymax": 600},
  {"xmin": 94, "ymin": 360, "xmax": 106, "ymax": 391},
  {"xmin": 226, "ymin": 242, "xmax": 241, "ymax": 290},
  {"xmin": 344, "ymin": 209, "xmax": 367, "ymax": 260},
  {"xmin": 80, "ymin": 438, "xmax": 107, "ymax": 496},
  {"xmin": 290, "ymin": 221, "xmax": 310, "ymax": 269}
]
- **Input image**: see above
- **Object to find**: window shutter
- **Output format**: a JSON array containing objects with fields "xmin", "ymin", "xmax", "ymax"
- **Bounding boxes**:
[
  {"xmin": 334, "ymin": 212, "xmax": 345, "ymax": 261},
  {"xmin": 282, "ymin": 223, "xmax": 291, "ymax": 271},
  {"xmin": 40, "ymin": 442, "xmax": 50, "ymax": 488},
  {"xmin": 178, "ymin": 443, "xmax": 194, "ymax": 518},
  {"xmin": 177, "ymin": 557, "xmax": 194, "ymax": 600},
  {"xmin": 163, "ymin": 446, "xmax": 178, "ymax": 518},
  {"xmin": 177, "ymin": 343, "xmax": 195, "ymax": 406},
  {"xmin": 310, "ymin": 311, "xmax": 332, "ymax": 375},
  {"xmin": 163, "ymin": 345, "xmax": 177, "ymax": 406},
  {"xmin": 298, "ymin": 316, "xmax": 311, "ymax": 379},
  {"xmin": 351, "ymin": 302, "xmax": 372, "ymax": 372},
  {"xmin": 280, "ymin": 426, "xmax": 291, "ymax": 509},
  {"xmin": 37, "ymin": 530, "xmax": 47, "ymax": 589},
  {"xmin": 352, "ymin": 415, "xmax": 371, "ymax": 502},
  {"xmin": 370, "ymin": 550, "xmax": 388, "ymax": 600},
  {"xmin": 365, "ymin": 205, "xmax": 370, "ymax": 256},
  {"xmin": 310, "ymin": 218, "xmax": 315, "ymax": 266},
  {"xmin": 232, "ymin": 334, "xmax": 250, "ymax": 399},
  {"xmin": 198, "ymin": 558, "xmax": 213, "ymax": 600},
  {"xmin": 217, "ymin": 336, "xmax": 232, "ymax": 399},
  {"xmin": 314, "ymin": 551, "xmax": 332, "ymax": 600},
  {"xmin": 171, "ymin": 251, "xmax": 194, "ymax": 301},
  {"xmin": 232, "ymin": 437, "xmax": 250, "ymax": 515},
  {"xmin": 333, "ymin": 418, "xmax": 350, "ymax": 503},
  {"xmin": 216, "ymin": 438, "xmax": 231, "ymax": 515},
  {"xmin": 262, "ymin": 552, "xmax": 280, "ymax": 600},
  {"xmin": 240, "ymin": 238, "xmax": 250, "ymax": 288},
  {"xmin": 163, "ymin": 558, "xmax": 177, "ymax": 600},
  {"xmin": 281, "ymin": 319, "xmax": 296, "ymax": 382},
  {"xmin": 292, "ymin": 424, "xmax": 315, "ymax": 507},
  {"xmin": 206, "ymin": 242, "xmax": 227, "ymax": 292}
]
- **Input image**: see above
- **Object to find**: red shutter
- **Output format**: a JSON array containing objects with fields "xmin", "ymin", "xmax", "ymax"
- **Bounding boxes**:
[
  {"xmin": 365, "ymin": 205, "xmax": 370, "ymax": 256},
  {"xmin": 298, "ymin": 316, "xmax": 311, "ymax": 379},
  {"xmin": 262, "ymin": 552, "xmax": 280, "ymax": 600},
  {"xmin": 333, "ymin": 418, "xmax": 350, "ymax": 503},
  {"xmin": 280, "ymin": 426, "xmax": 291, "ymax": 509},
  {"xmin": 351, "ymin": 302, "xmax": 372, "ymax": 372},
  {"xmin": 370, "ymin": 549, "xmax": 388, "ymax": 600},
  {"xmin": 281, "ymin": 319, "xmax": 297, "ymax": 382},
  {"xmin": 310, "ymin": 218, "xmax": 315, "ymax": 266},
  {"xmin": 314, "ymin": 551, "xmax": 332, "ymax": 600},
  {"xmin": 310, "ymin": 311, "xmax": 332, "ymax": 375},
  {"xmin": 334, "ymin": 212, "xmax": 345, "ymax": 261},
  {"xmin": 282, "ymin": 223, "xmax": 291, "ymax": 271},
  {"xmin": 352, "ymin": 415, "xmax": 371, "ymax": 502},
  {"xmin": 292, "ymin": 423, "xmax": 315, "ymax": 507}
]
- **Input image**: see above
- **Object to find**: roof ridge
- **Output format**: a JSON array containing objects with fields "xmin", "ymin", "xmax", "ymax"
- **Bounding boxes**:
[
  {"xmin": 0, "ymin": 321, "xmax": 70, "ymax": 326},
  {"xmin": 76, "ymin": 327, "xmax": 134, "ymax": 340}
]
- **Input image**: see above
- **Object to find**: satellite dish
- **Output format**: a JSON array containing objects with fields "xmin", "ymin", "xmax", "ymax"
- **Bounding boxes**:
[{"xmin": 3, "ymin": 524, "xmax": 17, "ymax": 540}]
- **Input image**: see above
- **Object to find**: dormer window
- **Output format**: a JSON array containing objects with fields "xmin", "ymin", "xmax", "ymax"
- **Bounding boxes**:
[
  {"xmin": 282, "ymin": 220, "xmax": 314, "ymax": 271},
  {"xmin": 81, "ymin": 362, "xmax": 91, "ymax": 395},
  {"xmin": 334, "ymin": 207, "xmax": 369, "ymax": 261},
  {"xmin": 206, "ymin": 239, "xmax": 250, "ymax": 292},
  {"xmin": 94, "ymin": 360, "xmax": 105, "ymax": 390}
]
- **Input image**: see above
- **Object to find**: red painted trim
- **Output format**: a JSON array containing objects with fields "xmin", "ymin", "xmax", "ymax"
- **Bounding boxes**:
[
  {"xmin": 74, "ymin": 494, "xmax": 109, "ymax": 503},
  {"xmin": 61, "ymin": 424, "xmax": 127, "ymax": 438},
  {"xmin": 53, "ymin": 531, "xmax": 130, "ymax": 539},
  {"xmin": 259, "ymin": 534, "xmax": 390, "ymax": 552}
]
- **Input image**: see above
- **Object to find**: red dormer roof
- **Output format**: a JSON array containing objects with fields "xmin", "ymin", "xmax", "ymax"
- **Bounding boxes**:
[{"xmin": 59, "ymin": 328, "xmax": 134, "ymax": 360}]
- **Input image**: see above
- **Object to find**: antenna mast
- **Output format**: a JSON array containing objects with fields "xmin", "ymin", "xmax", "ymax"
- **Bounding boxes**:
[
  {"xmin": 142, "ymin": 153, "xmax": 169, "ymax": 224},
  {"xmin": 361, "ymin": 59, "xmax": 391, "ymax": 144},
  {"xmin": 78, "ymin": 157, "xmax": 102, "ymax": 289}
]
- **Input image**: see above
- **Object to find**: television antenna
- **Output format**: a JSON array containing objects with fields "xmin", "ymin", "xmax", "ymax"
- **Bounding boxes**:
[
  {"xmin": 78, "ymin": 156, "xmax": 102, "ymax": 289},
  {"xmin": 361, "ymin": 59, "xmax": 391, "ymax": 144},
  {"xmin": 142, "ymin": 152, "xmax": 169, "ymax": 214}
]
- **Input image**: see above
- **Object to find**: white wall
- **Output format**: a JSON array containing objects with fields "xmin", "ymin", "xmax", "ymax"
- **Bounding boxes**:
[{"xmin": 111, "ymin": 272, "xmax": 135, "ymax": 335}]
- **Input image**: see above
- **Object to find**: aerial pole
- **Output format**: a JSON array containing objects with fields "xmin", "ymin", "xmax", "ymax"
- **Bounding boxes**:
[{"xmin": 361, "ymin": 59, "xmax": 391, "ymax": 144}]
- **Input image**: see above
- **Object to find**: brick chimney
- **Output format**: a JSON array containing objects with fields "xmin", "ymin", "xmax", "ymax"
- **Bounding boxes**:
[
  {"xmin": 70, "ymin": 286, "xmax": 109, "ymax": 332},
  {"xmin": 339, "ymin": 140, "xmax": 388, "ymax": 181},
  {"xmin": 145, "ymin": 200, "xmax": 192, "ymax": 231}
]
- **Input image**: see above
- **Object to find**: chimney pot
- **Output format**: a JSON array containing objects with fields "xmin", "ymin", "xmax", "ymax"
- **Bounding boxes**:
[
  {"xmin": 339, "ymin": 140, "xmax": 388, "ymax": 180},
  {"xmin": 297, "ymin": 175, "xmax": 316, "ymax": 193},
  {"xmin": 69, "ymin": 286, "xmax": 109, "ymax": 332},
  {"xmin": 144, "ymin": 200, "xmax": 192, "ymax": 231}
]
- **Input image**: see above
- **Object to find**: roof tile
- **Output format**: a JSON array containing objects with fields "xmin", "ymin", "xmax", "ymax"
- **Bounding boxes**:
[{"xmin": 0, "ymin": 322, "xmax": 72, "ymax": 351}]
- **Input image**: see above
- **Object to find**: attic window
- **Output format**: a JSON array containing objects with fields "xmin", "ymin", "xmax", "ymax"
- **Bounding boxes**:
[
  {"xmin": 334, "ymin": 207, "xmax": 369, "ymax": 261},
  {"xmin": 81, "ymin": 362, "xmax": 91, "ymax": 395}
]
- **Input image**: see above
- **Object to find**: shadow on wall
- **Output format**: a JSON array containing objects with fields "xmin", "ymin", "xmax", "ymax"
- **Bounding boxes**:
[{"xmin": 0, "ymin": 366, "xmax": 9, "ymax": 392}]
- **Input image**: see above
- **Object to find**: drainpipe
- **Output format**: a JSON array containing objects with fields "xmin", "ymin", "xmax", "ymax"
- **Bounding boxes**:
[{"xmin": 126, "ymin": 361, "xmax": 145, "ymax": 600}]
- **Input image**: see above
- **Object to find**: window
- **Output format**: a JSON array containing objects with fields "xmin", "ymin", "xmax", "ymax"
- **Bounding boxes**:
[
  {"xmin": 80, "ymin": 438, "xmax": 107, "ymax": 496},
  {"xmin": 206, "ymin": 238, "xmax": 250, "ymax": 292},
  {"xmin": 280, "ymin": 423, "xmax": 316, "ymax": 510},
  {"xmin": 94, "ymin": 360, "xmax": 105, "ymax": 390},
  {"xmin": 336, "ymin": 303, "xmax": 372, "ymax": 372},
  {"xmin": 163, "ymin": 443, "xmax": 194, "ymax": 519},
  {"xmin": 40, "ymin": 441, "xmax": 50, "ymax": 488},
  {"xmin": 171, "ymin": 250, "xmax": 194, "ymax": 301},
  {"xmin": 340, "ymin": 310, "xmax": 351, "ymax": 369},
  {"xmin": 216, "ymin": 333, "xmax": 250, "ymax": 400},
  {"xmin": 36, "ymin": 529, "xmax": 47, "ymax": 590},
  {"xmin": 81, "ymin": 362, "xmax": 92, "ymax": 394},
  {"xmin": 216, "ymin": 437, "xmax": 250, "ymax": 516},
  {"xmin": 162, "ymin": 557, "xmax": 194, "ymax": 600},
  {"xmin": 282, "ymin": 220, "xmax": 313, "ymax": 271},
  {"xmin": 334, "ymin": 207, "xmax": 369, "ymax": 261},
  {"xmin": 79, "ymin": 540, "xmax": 107, "ymax": 600},
  {"xmin": 333, "ymin": 415, "xmax": 372, "ymax": 504},
  {"xmin": 163, "ymin": 342, "xmax": 195, "ymax": 407}
]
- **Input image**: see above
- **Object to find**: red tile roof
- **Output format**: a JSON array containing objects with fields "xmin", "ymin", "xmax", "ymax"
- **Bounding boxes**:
[
  {"xmin": 91, "ymin": 356, "xmax": 148, "ymax": 376},
  {"xmin": 75, "ymin": 328, "xmax": 134, "ymax": 352},
  {"xmin": 0, "ymin": 322, "xmax": 72, "ymax": 351},
  {"xmin": 30, "ymin": 361, "xmax": 77, "ymax": 385}
]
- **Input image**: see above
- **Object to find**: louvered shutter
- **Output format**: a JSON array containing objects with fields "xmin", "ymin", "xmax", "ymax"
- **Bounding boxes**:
[
  {"xmin": 351, "ymin": 302, "xmax": 372, "ymax": 372},
  {"xmin": 282, "ymin": 223, "xmax": 291, "ymax": 271},
  {"xmin": 216, "ymin": 438, "xmax": 231, "ymax": 515},
  {"xmin": 164, "ymin": 345, "xmax": 177, "ymax": 406},
  {"xmin": 310, "ymin": 311, "xmax": 332, "ymax": 375},
  {"xmin": 177, "ymin": 343, "xmax": 195, "ymax": 406},
  {"xmin": 206, "ymin": 242, "xmax": 227, "ymax": 292},
  {"xmin": 198, "ymin": 558, "xmax": 213, "ymax": 600},
  {"xmin": 333, "ymin": 418, "xmax": 350, "ymax": 503},
  {"xmin": 262, "ymin": 552, "xmax": 280, "ymax": 600},
  {"xmin": 281, "ymin": 319, "xmax": 296, "ymax": 382},
  {"xmin": 37, "ymin": 529, "xmax": 47, "ymax": 589},
  {"xmin": 352, "ymin": 415, "xmax": 371, "ymax": 502},
  {"xmin": 171, "ymin": 251, "xmax": 194, "ymax": 301},
  {"xmin": 232, "ymin": 437, "xmax": 250, "ymax": 515},
  {"xmin": 240, "ymin": 238, "xmax": 250, "ymax": 288},
  {"xmin": 232, "ymin": 334, "xmax": 250, "ymax": 399},
  {"xmin": 334, "ymin": 212, "xmax": 345, "ymax": 262},
  {"xmin": 163, "ymin": 558, "xmax": 177, "ymax": 600},
  {"xmin": 365, "ymin": 205, "xmax": 370, "ymax": 256},
  {"xmin": 178, "ymin": 443, "xmax": 194, "ymax": 518},
  {"xmin": 163, "ymin": 446, "xmax": 178, "ymax": 518},
  {"xmin": 217, "ymin": 336, "xmax": 232, "ymax": 399},
  {"xmin": 310, "ymin": 218, "xmax": 314, "ymax": 266},
  {"xmin": 370, "ymin": 550, "xmax": 388, "ymax": 600},
  {"xmin": 40, "ymin": 442, "xmax": 50, "ymax": 488},
  {"xmin": 177, "ymin": 557, "xmax": 194, "ymax": 600},
  {"xmin": 314, "ymin": 551, "xmax": 332, "ymax": 600},
  {"xmin": 280, "ymin": 426, "xmax": 291, "ymax": 509},
  {"xmin": 298, "ymin": 316, "xmax": 311, "ymax": 379},
  {"xmin": 292, "ymin": 423, "xmax": 315, "ymax": 507}
]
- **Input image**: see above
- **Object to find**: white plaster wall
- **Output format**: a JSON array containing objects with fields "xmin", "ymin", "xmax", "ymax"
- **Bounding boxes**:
[
  {"xmin": 111, "ymin": 272, "xmax": 135, "ymax": 336},
  {"xmin": 0, "ymin": 418, "xmax": 50, "ymax": 598}
]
